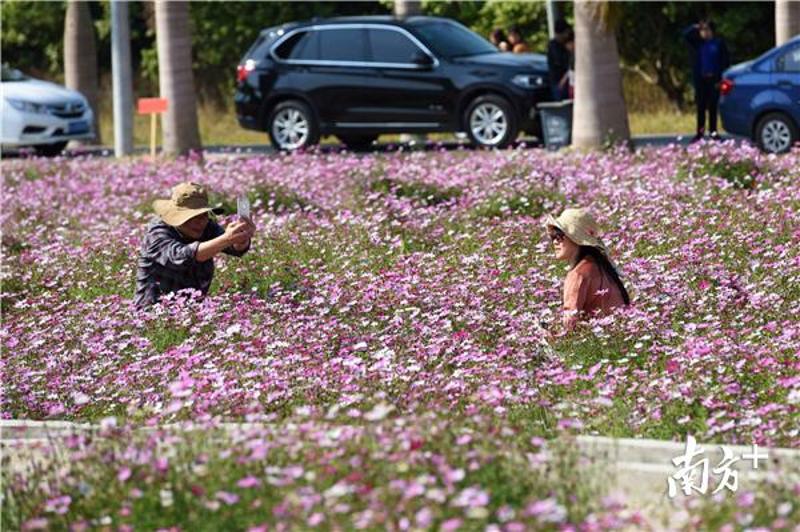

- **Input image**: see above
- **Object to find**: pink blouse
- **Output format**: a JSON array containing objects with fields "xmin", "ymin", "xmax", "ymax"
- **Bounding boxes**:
[{"xmin": 562, "ymin": 257, "xmax": 626, "ymax": 330}]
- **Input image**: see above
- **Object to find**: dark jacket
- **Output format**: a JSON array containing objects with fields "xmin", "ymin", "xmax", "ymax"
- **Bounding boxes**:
[
  {"xmin": 547, "ymin": 38, "xmax": 571, "ymax": 87},
  {"xmin": 134, "ymin": 219, "xmax": 249, "ymax": 308},
  {"xmin": 683, "ymin": 25, "xmax": 731, "ymax": 85}
]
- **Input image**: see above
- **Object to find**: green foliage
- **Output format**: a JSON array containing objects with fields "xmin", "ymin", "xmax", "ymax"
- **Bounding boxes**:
[
  {"xmin": 470, "ymin": 189, "xmax": 564, "ymax": 219},
  {"xmin": 617, "ymin": 1, "xmax": 774, "ymax": 111},
  {"xmin": 144, "ymin": 322, "xmax": 192, "ymax": 352},
  {"xmin": 686, "ymin": 157, "xmax": 760, "ymax": 189},
  {"xmin": 0, "ymin": 424, "xmax": 616, "ymax": 531},
  {"xmin": 1, "ymin": 1, "xmax": 776, "ymax": 111},
  {"xmin": 1, "ymin": 0, "xmax": 66, "ymax": 79},
  {"xmin": 66, "ymin": 251, "xmax": 134, "ymax": 302},
  {"xmin": 369, "ymin": 177, "xmax": 462, "ymax": 206},
  {"xmin": 207, "ymin": 186, "xmax": 310, "ymax": 217},
  {"xmin": 422, "ymin": 0, "xmax": 552, "ymax": 52},
  {"xmin": 688, "ymin": 467, "xmax": 800, "ymax": 528}
]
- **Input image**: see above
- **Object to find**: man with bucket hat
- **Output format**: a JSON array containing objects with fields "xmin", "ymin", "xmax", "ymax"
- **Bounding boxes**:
[
  {"xmin": 134, "ymin": 182, "xmax": 255, "ymax": 308},
  {"xmin": 544, "ymin": 208, "xmax": 630, "ymax": 331}
]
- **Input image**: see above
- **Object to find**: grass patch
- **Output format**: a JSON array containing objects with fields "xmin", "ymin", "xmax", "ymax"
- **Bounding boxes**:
[
  {"xmin": 686, "ymin": 157, "xmax": 761, "ymax": 190},
  {"xmin": 628, "ymin": 110, "xmax": 698, "ymax": 136},
  {"xmin": 143, "ymin": 322, "xmax": 193, "ymax": 352},
  {"xmin": 369, "ymin": 177, "xmax": 462, "ymax": 206},
  {"xmin": 470, "ymin": 189, "xmax": 565, "ymax": 219},
  {"xmin": 97, "ymin": 97, "xmax": 266, "ymax": 148},
  {"xmin": 210, "ymin": 184, "xmax": 312, "ymax": 216},
  {"xmin": 639, "ymin": 399, "xmax": 709, "ymax": 441}
]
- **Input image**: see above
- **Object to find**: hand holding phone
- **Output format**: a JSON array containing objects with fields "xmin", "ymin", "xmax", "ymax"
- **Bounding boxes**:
[{"xmin": 237, "ymin": 195, "xmax": 251, "ymax": 222}]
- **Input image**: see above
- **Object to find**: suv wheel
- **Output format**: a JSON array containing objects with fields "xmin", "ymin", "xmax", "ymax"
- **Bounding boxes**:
[
  {"xmin": 755, "ymin": 112, "xmax": 798, "ymax": 154},
  {"xmin": 267, "ymin": 100, "xmax": 319, "ymax": 151},
  {"xmin": 34, "ymin": 141, "xmax": 68, "ymax": 157},
  {"xmin": 464, "ymin": 95, "xmax": 518, "ymax": 149},
  {"xmin": 338, "ymin": 134, "xmax": 377, "ymax": 151}
]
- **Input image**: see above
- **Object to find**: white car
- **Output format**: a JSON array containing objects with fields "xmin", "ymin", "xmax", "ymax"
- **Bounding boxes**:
[{"xmin": 1, "ymin": 66, "xmax": 95, "ymax": 156}]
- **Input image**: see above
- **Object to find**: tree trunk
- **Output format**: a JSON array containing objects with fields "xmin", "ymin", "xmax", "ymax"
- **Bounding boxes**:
[
  {"xmin": 64, "ymin": 0, "xmax": 100, "ymax": 145},
  {"xmin": 394, "ymin": 0, "xmax": 421, "ymax": 18},
  {"xmin": 655, "ymin": 67, "xmax": 687, "ymax": 112},
  {"xmin": 775, "ymin": 0, "xmax": 800, "ymax": 46},
  {"xmin": 572, "ymin": 0, "xmax": 630, "ymax": 149},
  {"xmin": 155, "ymin": 0, "xmax": 201, "ymax": 155},
  {"xmin": 394, "ymin": 1, "xmax": 425, "ymax": 146}
]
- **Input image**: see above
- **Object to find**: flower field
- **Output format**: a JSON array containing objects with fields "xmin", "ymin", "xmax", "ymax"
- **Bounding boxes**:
[{"xmin": 2, "ymin": 142, "xmax": 799, "ymax": 529}]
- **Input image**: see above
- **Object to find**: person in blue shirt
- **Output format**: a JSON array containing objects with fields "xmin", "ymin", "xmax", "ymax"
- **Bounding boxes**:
[{"xmin": 684, "ymin": 20, "xmax": 730, "ymax": 142}]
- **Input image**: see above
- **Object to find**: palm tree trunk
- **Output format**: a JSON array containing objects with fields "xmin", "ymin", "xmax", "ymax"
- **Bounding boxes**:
[
  {"xmin": 155, "ymin": 0, "xmax": 201, "ymax": 155},
  {"xmin": 572, "ymin": 0, "xmax": 630, "ymax": 149},
  {"xmin": 394, "ymin": 1, "xmax": 424, "ymax": 146},
  {"xmin": 394, "ymin": 0, "xmax": 421, "ymax": 17},
  {"xmin": 64, "ymin": 0, "xmax": 100, "ymax": 145},
  {"xmin": 775, "ymin": 0, "xmax": 800, "ymax": 46}
]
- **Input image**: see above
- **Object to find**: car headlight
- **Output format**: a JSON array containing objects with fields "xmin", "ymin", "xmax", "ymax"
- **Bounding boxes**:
[
  {"xmin": 6, "ymin": 98, "xmax": 48, "ymax": 114},
  {"xmin": 512, "ymin": 74, "xmax": 545, "ymax": 89}
]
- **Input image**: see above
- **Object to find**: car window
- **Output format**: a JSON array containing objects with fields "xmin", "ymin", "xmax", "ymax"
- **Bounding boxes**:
[
  {"xmin": 289, "ymin": 31, "xmax": 321, "ymax": 61},
  {"xmin": 1, "ymin": 65, "xmax": 28, "ymax": 82},
  {"xmin": 368, "ymin": 29, "xmax": 422, "ymax": 64},
  {"xmin": 318, "ymin": 28, "xmax": 368, "ymax": 62},
  {"xmin": 247, "ymin": 26, "xmax": 286, "ymax": 60},
  {"xmin": 274, "ymin": 31, "xmax": 310, "ymax": 60},
  {"xmin": 410, "ymin": 20, "xmax": 496, "ymax": 59},
  {"xmin": 777, "ymin": 45, "xmax": 800, "ymax": 73}
]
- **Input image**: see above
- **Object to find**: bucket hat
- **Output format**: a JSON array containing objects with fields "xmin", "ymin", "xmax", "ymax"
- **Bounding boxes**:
[{"xmin": 152, "ymin": 182, "xmax": 224, "ymax": 227}]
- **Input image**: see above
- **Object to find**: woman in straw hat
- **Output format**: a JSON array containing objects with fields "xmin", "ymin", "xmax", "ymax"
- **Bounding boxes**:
[
  {"xmin": 545, "ymin": 208, "xmax": 630, "ymax": 332},
  {"xmin": 134, "ymin": 182, "xmax": 255, "ymax": 308}
]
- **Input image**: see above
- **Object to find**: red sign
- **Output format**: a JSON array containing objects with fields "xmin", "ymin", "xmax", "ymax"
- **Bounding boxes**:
[{"xmin": 137, "ymin": 98, "xmax": 168, "ymax": 114}]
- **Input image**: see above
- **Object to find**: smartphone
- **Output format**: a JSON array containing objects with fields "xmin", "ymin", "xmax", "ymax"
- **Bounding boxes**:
[{"xmin": 237, "ymin": 195, "xmax": 251, "ymax": 221}]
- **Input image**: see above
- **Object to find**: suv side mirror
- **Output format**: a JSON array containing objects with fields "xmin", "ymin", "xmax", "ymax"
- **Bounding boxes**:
[{"xmin": 411, "ymin": 51, "xmax": 434, "ymax": 68}]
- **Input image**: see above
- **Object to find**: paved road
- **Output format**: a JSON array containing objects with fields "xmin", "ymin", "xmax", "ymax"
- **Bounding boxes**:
[{"xmin": 1, "ymin": 134, "xmax": 741, "ymax": 160}]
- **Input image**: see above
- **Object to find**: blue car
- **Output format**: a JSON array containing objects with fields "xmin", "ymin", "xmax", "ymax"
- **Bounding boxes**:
[{"xmin": 720, "ymin": 35, "xmax": 800, "ymax": 153}]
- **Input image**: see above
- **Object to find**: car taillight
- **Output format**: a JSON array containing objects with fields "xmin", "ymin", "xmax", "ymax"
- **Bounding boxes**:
[
  {"xmin": 720, "ymin": 78, "xmax": 734, "ymax": 96},
  {"xmin": 236, "ymin": 59, "xmax": 256, "ymax": 84}
]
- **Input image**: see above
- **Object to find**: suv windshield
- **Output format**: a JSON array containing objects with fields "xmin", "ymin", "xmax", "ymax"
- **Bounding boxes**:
[
  {"xmin": 1, "ymin": 65, "xmax": 28, "ymax": 82},
  {"xmin": 411, "ymin": 20, "xmax": 497, "ymax": 59}
]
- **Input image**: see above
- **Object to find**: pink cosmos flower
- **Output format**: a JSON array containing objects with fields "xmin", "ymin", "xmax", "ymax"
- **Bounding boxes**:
[
  {"xmin": 440, "ymin": 518, "xmax": 463, "ymax": 531},
  {"xmin": 44, "ymin": 495, "xmax": 71, "ymax": 515},
  {"xmin": 237, "ymin": 476, "xmax": 261, "ymax": 489},
  {"xmin": 307, "ymin": 513, "xmax": 324, "ymax": 527},
  {"xmin": 117, "ymin": 466, "xmax": 132, "ymax": 482},
  {"xmin": 216, "ymin": 491, "xmax": 240, "ymax": 505},
  {"xmin": 21, "ymin": 518, "xmax": 49, "ymax": 531}
]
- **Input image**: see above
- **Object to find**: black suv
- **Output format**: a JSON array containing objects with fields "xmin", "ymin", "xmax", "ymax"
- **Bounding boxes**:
[{"xmin": 235, "ymin": 16, "xmax": 552, "ymax": 150}]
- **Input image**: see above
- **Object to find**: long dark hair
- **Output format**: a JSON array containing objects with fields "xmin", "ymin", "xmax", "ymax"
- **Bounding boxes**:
[
  {"xmin": 573, "ymin": 246, "xmax": 631, "ymax": 305},
  {"xmin": 490, "ymin": 28, "xmax": 507, "ymax": 45}
]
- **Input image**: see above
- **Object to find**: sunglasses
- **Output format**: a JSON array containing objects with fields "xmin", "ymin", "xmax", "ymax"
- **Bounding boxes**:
[{"xmin": 549, "ymin": 230, "xmax": 566, "ymax": 243}]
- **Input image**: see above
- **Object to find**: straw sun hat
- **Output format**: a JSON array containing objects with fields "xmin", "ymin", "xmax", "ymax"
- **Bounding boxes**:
[
  {"xmin": 544, "ymin": 207, "xmax": 611, "ymax": 257},
  {"xmin": 153, "ymin": 182, "xmax": 224, "ymax": 227}
]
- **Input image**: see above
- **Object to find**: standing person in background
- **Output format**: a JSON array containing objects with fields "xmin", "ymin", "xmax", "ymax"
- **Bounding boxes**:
[
  {"xmin": 508, "ymin": 25, "xmax": 530, "ymax": 53},
  {"xmin": 684, "ymin": 19, "xmax": 730, "ymax": 142},
  {"xmin": 565, "ymin": 30, "xmax": 575, "ymax": 99},
  {"xmin": 547, "ymin": 20, "xmax": 573, "ymax": 100},
  {"xmin": 490, "ymin": 28, "xmax": 510, "ymax": 52}
]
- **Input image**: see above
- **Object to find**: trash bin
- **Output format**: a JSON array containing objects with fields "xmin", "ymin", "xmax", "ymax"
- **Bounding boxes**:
[{"xmin": 537, "ymin": 99, "xmax": 573, "ymax": 150}]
